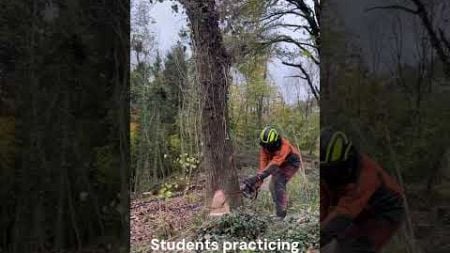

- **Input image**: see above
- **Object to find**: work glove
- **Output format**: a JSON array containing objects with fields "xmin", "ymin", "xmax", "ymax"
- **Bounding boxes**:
[
  {"xmin": 259, "ymin": 164, "xmax": 279, "ymax": 180},
  {"xmin": 242, "ymin": 165, "xmax": 278, "ymax": 189},
  {"xmin": 241, "ymin": 165, "xmax": 279, "ymax": 199},
  {"xmin": 320, "ymin": 215, "xmax": 353, "ymax": 247}
]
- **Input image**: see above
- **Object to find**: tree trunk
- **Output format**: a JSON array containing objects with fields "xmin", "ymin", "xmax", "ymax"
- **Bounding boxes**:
[{"xmin": 180, "ymin": 0, "xmax": 241, "ymax": 208}]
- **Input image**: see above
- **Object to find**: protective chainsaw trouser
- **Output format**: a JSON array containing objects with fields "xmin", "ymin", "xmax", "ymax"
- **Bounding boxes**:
[{"xmin": 268, "ymin": 154, "xmax": 301, "ymax": 218}]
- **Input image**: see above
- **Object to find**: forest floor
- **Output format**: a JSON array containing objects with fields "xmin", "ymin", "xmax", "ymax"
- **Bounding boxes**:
[
  {"xmin": 131, "ymin": 189, "xmax": 204, "ymax": 246},
  {"xmin": 131, "ymin": 162, "xmax": 320, "ymax": 253}
]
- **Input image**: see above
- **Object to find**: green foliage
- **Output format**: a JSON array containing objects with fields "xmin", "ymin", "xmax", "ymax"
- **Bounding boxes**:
[
  {"xmin": 131, "ymin": 42, "xmax": 191, "ymax": 192},
  {"xmin": 265, "ymin": 217, "xmax": 319, "ymax": 252},
  {"xmin": 158, "ymin": 182, "xmax": 178, "ymax": 200},
  {"xmin": 177, "ymin": 153, "xmax": 200, "ymax": 175},
  {"xmin": 196, "ymin": 212, "xmax": 268, "ymax": 241},
  {"xmin": 229, "ymin": 51, "xmax": 319, "ymax": 159},
  {"xmin": 274, "ymin": 104, "xmax": 320, "ymax": 156},
  {"xmin": 192, "ymin": 210, "xmax": 319, "ymax": 253}
]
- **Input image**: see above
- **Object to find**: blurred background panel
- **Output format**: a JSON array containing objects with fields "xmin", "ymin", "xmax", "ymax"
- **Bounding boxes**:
[
  {"xmin": 321, "ymin": 0, "xmax": 450, "ymax": 252},
  {"xmin": 0, "ymin": 0, "xmax": 129, "ymax": 252}
]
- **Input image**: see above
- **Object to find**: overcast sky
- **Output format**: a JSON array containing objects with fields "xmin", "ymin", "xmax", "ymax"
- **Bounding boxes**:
[{"xmin": 145, "ymin": 1, "xmax": 315, "ymax": 103}]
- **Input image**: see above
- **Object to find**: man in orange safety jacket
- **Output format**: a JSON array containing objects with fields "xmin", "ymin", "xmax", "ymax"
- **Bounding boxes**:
[
  {"xmin": 244, "ymin": 126, "xmax": 302, "ymax": 219},
  {"xmin": 320, "ymin": 127, "xmax": 404, "ymax": 252}
]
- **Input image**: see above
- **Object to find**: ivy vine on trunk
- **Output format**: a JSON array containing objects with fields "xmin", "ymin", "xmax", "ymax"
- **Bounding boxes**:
[{"xmin": 179, "ymin": 0, "xmax": 242, "ymax": 208}]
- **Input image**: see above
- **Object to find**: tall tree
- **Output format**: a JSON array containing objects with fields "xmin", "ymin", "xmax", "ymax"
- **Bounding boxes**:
[{"xmin": 179, "ymin": 0, "xmax": 241, "ymax": 207}]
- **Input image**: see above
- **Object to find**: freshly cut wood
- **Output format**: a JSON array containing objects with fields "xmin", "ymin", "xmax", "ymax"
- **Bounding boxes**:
[{"xmin": 209, "ymin": 190, "xmax": 231, "ymax": 217}]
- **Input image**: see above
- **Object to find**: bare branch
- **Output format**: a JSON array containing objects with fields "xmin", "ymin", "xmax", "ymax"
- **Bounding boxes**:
[
  {"xmin": 258, "ymin": 34, "xmax": 319, "ymax": 64},
  {"xmin": 264, "ymin": 35, "xmax": 317, "ymax": 49},
  {"xmin": 263, "ymin": 23, "xmax": 313, "ymax": 34},
  {"xmin": 365, "ymin": 5, "xmax": 419, "ymax": 14},
  {"xmin": 281, "ymin": 61, "xmax": 319, "ymax": 101},
  {"xmin": 261, "ymin": 9, "xmax": 306, "ymax": 22},
  {"xmin": 409, "ymin": 0, "xmax": 450, "ymax": 69},
  {"xmin": 284, "ymin": 0, "xmax": 320, "ymax": 46},
  {"xmin": 284, "ymin": 75, "xmax": 307, "ymax": 80}
]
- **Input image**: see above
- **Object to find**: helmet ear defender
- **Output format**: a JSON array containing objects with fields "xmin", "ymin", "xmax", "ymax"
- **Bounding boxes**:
[
  {"xmin": 320, "ymin": 128, "xmax": 359, "ymax": 186},
  {"xmin": 322, "ymin": 131, "xmax": 354, "ymax": 165}
]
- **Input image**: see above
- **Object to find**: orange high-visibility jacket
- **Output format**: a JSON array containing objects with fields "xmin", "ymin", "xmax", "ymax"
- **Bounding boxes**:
[
  {"xmin": 259, "ymin": 137, "xmax": 302, "ymax": 173},
  {"xmin": 321, "ymin": 154, "xmax": 403, "ymax": 224}
]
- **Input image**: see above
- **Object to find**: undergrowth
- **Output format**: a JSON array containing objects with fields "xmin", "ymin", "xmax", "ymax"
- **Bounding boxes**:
[
  {"xmin": 191, "ymin": 209, "xmax": 319, "ymax": 253},
  {"xmin": 131, "ymin": 165, "xmax": 319, "ymax": 253}
]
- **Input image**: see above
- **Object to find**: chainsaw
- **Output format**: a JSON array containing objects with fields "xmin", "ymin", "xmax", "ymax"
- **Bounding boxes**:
[{"xmin": 239, "ymin": 177, "xmax": 261, "ymax": 200}]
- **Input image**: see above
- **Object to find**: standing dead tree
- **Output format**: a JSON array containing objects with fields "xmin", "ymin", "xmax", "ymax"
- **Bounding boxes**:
[{"xmin": 179, "ymin": 0, "xmax": 242, "ymax": 208}]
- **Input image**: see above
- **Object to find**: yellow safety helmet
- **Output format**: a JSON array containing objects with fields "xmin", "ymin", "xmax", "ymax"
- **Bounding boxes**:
[
  {"xmin": 320, "ymin": 127, "xmax": 354, "ymax": 165},
  {"xmin": 320, "ymin": 127, "xmax": 359, "ymax": 186},
  {"xmin": 259, "ymin": 126, "xmax": 282, "ymax": 152}
]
